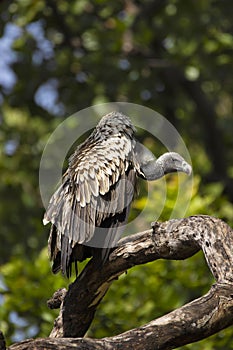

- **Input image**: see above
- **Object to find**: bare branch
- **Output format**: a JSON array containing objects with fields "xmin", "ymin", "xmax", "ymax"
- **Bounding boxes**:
[
  {"xmin": 48, "ymin": 215, "xmax": 233, "ymax": 339},
  {"xmin": 8, "ymin": 215, "xmax": 233, "ymax": 349},
  {"xmin": 8, "ymin": 285, "xmax": 233, "ymax": 350}
]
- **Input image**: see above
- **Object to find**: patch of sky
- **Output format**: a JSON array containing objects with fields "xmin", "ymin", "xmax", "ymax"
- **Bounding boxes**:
[
  {"xmin": 0, "ymin": 23, "xmax": 22, "ymax": 92},
  {"xmin": 140, "ymin": 89, "xmax": 152, "ymax": 101},
  {"xmin": 34, "ymin": 78, "xmax": 65, "ymax": 116},
  {"xmin": 76, "ymin": 71, "xmax": 88, "ymax": 83},
  {"xmin": 118, "ymin": 58, "xmax": 131, "ymax": 70},
  {"xmin": 9, "ymin": 312, "xmax": 39, "ymax": 342},
  {"xmin": 4, "ymin": 139, "xmax": 19, "ymax": 156},
  {"xmin": 26, "ymin": 20, "xmax": 54, "ymax": 62}
]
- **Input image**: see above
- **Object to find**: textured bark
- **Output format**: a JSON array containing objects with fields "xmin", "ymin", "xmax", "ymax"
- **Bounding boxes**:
[
  {"xmin": 9, "ymin": 284, "xmax": 233, "ymax": 350},
  {"xmin": 8, "ymin": 215, "xmax": 233, "ymax": 350}
]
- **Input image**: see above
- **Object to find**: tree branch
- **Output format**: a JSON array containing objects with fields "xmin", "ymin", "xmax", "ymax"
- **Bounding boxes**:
[
  {"xmin": 8, "ymin": 215, "xmax": 233, "ymax": 349},
  {"xmin": 9, "ymin": 283, "xmax": 233, "ymax": 350},
  {"xmin": 48, "ymin": 215, "xmax": 233, "ymax": 339}
]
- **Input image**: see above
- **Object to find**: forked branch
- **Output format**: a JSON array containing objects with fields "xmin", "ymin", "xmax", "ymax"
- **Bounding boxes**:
[{"xmin": 9, "ymin": 215, "xmax": 233, "ymax": 350}]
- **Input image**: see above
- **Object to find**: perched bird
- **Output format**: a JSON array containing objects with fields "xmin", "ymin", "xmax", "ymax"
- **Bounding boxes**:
[{"xmin": 44, "ymin": 111, "xmax": 191, "ymax": 277}]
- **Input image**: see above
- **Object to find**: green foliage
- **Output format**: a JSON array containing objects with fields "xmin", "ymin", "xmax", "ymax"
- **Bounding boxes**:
[
  {"xmin": 0, "ymin": 0, "xmax": 233, "ymax": 348},
  {"xmin": 0, "ymin": 249, "xmax": 64, "ymax": 343}
]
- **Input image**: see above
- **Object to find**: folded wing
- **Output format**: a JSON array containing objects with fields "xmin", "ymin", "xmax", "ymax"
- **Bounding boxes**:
[{"xmin": 44, "ymin": 133, "xmax": 137, "ymax": 276}]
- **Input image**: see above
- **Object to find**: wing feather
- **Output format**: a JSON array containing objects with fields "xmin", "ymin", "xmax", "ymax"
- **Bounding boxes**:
[
  {"xmin": 89, "ymin": 177, "xmax": 99, "ymax": 197},
  {"xmin": 44, "ymin": 133, "xmax": 136, "ymax": 275}
]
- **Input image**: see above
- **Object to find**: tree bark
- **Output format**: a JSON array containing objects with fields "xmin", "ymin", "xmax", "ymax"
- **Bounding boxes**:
[{"xmin": 8, "ymin": 215, "xmax": 233, "ymax": 349}]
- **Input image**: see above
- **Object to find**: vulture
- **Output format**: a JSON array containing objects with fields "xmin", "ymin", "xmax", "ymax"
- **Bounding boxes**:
[{"xmin": 43, "ymin": 111, "xmax": 192, "ymax": 277}]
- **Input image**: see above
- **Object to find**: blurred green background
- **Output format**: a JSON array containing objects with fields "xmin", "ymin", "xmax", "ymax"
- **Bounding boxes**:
[{"xmin": 0, "ymin": 0, "xmax": 233, "ymax": 348}]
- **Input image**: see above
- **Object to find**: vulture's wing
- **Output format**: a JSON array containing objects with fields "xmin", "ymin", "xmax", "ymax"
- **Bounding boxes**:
[{"xmin": 44, "ymin": 133, "xmax": 137, "ymax": 276}]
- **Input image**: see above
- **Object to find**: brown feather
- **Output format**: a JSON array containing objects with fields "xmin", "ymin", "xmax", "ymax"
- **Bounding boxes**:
[{"xmin": 44, "ymin": 111, "xmax": 138, "ymax": 277}]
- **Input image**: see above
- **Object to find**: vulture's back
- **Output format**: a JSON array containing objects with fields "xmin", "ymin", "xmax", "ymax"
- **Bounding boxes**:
[{"xmin": 44, "ymin": 112, "xmax": 139, "ymax": 276}]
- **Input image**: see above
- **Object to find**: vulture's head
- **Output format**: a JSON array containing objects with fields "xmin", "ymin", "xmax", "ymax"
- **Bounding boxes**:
[{"xmin": 158, "ymin": 152, "xmax": 192, "ymax": 176}]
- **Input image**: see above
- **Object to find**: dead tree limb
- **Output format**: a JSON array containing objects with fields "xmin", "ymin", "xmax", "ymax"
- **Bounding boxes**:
[
  {"xmin": 8, "ymin": 283, "xmax": 233, "ymax": 350},
  {"xmin": 8, "ymin": 215, "xmax": 233, "ymax": 350}
]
